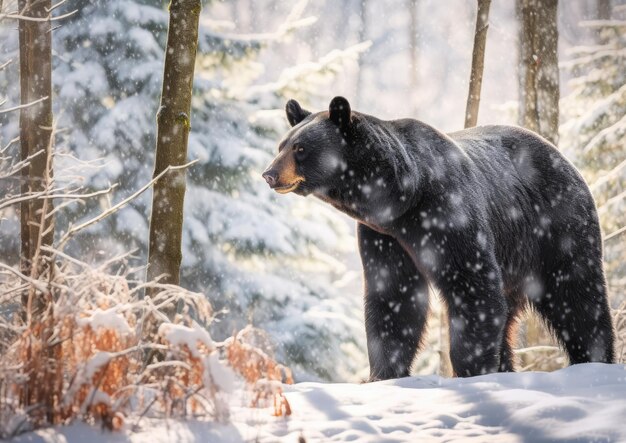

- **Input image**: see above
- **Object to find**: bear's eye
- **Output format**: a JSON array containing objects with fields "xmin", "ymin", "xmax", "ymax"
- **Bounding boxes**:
[{"xmin": 294, "ymin": 146, "xmax": 305, "ymax": 155}]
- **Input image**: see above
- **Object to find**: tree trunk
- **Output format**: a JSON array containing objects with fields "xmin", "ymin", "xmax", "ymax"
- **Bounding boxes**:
[
  {"xmin": 18, "ymin": 0, "xmax": 55, "ymax": 315},
  {"xmin": 535, "ymin": 0, "xmax": 559, "ymax": 144},
  {"xmin": 408, "ymin": 0, "xmax": 419, "ymax": 115},
  {"xmin": 464, "ymin": 0, "xmax": 491, "ymax": 128},
  {"xmin": 516, "ymin": 0, "xmax": 560, "ymax": 369},
  {"xmin": 520, "ymin": 0, "xmax": 541, "ymax": 133},
  {"xmin": 516, "ymin": 0, "xmax": 526, "ymax": 127},
  {"xmin": 146, "ymin": 0, "xmax": 201, "ymax": 301},
  {"xmin": 17, "ymin": 0, "xmax": 57, "ymax": 418},
  {"xmin": 518, "ymin": 0, "xmax": 559, "ymax": 145}
]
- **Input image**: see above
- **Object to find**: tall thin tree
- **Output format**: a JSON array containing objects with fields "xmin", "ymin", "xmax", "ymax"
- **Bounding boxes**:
[
  {"xmin": 16, "ymin": 0, "xmax": 57, "ymax": 416},
  {"xmin": 146, "ymin": 0, "xmax": 201, "ymax": 299},
  {"xmin": 464, "ymin": 0, "xmax": 491, "ymax": 128},
  {"xmin": 516, "ymin": 0, "xmax": 560, "ymax": 366},
  {"xmin": 18, "ymin": 0, "xmax": 55, "ymax": 315}
]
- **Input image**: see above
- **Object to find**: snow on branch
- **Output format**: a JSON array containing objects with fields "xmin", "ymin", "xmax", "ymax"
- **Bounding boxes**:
[
  {"xmin": 568, "ymin": 83, "xmax": 626, "ymax": 137},
  {"xmin": 198, "ymin": 0, "xmax": 316, "ymax": 57},
  {"xmin": 0, "ymin": 96, "xmax": 48, "ymax": 114},
  {"xmin": 246, "ymin": 41, "xmax": 372, "ymax": 101},
  {"xmin": 590, "ymin": 158, "xmax": 626, "ymax": 193},
  {"xmin": 579, "ymin": 19, "xmax": 626, "ymax": 29},
  {"xmin": 0, "ymin": 249, "xmax": 294, "ymax": 437},
  {"xmin": 605, "ymin": 225, "xmax": 626, "ymax": 243},
  {"xmin": 559, "ymin": 47, "xmax": 626, "ymax": 70},
  {"xmin": 57, "ymin": 160, "xmax": 198, "ymax": 248},
  {"xmin": 0, "ymin": 7, "xmax": 76, "ymax": 22}
]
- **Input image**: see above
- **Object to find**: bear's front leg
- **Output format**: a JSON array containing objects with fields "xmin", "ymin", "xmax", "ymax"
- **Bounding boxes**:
[{"xmin": 358, "ymin": 224, "xmax": 430, "ymax": 381}]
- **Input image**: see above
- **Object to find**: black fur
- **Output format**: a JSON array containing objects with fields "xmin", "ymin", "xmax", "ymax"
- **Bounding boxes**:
[{"xmin": 268, "ymin": 97, "xmax": 616, "ymax": 379}]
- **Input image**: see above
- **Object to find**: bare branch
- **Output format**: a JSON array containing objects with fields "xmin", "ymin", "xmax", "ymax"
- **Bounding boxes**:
[
  {"xmin": 590, "ymin": 158, "xmax": 626, "ymax": 192},
  {"xmin": 0, "ymin": 147, "xmax": 44, "ymax": 181},
  {"xmin": 0, "ymin": 8, "xmax": 77, "ymax": 22},
  {"xmin": 514, "ymin": 345, "xmax": 560, "ymax": 354},
  {"xmin": 1, "ymin": 136, "xmax": 19, "ymax": 154},
  {"xmin": 0, "ymin": 96, "xmax": 48, "ymax": 114},
  {"xmin": 58, "ymin": 160, "xmax": 198, "ymax": 248},
  {"xmin": 46, "ymin": 0, "xmax": 67, "ymax": 13},
  {"xmin": 604, "ymin": 225, "xmax": 626, "ymax": 243},
  {"xmin": 0, "ymin": 184, "xmax": 72, "ymax": 211},
  {"xmin": 0, "ymin": 59, "xmax": 13, "ymax": 71},
  {"xmin": 598, "ymin": 189, "xmax": 626, "ymax": 214},
  {"xmin": 0, "ymin": 262, "xmax": 48, "ymax": 293}
]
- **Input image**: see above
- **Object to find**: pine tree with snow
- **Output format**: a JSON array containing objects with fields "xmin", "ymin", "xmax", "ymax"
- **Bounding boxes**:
[
  {"xmin": 560, "ymin": 10, "xmax": 626, "ymax": 306},
  {"xmin": 0, "ymin": 0, "xmax": 369, "ymax": 381}
]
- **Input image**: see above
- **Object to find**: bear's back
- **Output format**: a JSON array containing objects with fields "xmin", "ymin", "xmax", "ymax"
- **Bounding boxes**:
[
  {"xmin": 447, "ymin": 125, "xmax": 585, "ymax": 196},
  {"xmin": 445, "ymin": 125, "xmax": 598, "ymax": 286}
]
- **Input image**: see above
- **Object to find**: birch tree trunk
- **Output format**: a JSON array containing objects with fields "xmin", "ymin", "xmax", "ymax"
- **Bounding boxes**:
[
  {"xmin": 464, "ymin": 0, "xmax": 491, "ymax": 128},
  {"xmin": 18, "ymin": 0, "xmax": 55, "ymax": 315},
  {"xmin": 146, "ymin": 0, "xmax": 201, "ymax": 300}
]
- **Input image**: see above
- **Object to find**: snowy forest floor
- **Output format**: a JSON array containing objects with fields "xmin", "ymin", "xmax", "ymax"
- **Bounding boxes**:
[{"xmin": 12, "ymin": 363, "xmax": 626, "ymax": 443}]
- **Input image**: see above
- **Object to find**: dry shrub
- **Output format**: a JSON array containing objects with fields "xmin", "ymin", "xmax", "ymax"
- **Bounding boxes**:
[
  {"xmin": 0, "ymin": 253, "xmax": 293, "ymax": 438},
  {"xmin": 516, "ymin": 301, "xmax": 626, "ymax": 371},
  {"xmin": 226, "ymin": 326, "xmax": 293, "ymax": 416},
  {"xmin": 515, "ymin": 312, "xmax": 567, "ymax": 372}
]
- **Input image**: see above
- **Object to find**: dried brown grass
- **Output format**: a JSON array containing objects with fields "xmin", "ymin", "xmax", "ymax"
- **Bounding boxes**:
[
  {"xmin": 0, "ymin": 253, "xmax": 293, "ymax": 438},
  {"xmin": 516, "ymin": 298, "xmax": 626, "ymax": 371},
  {"xmin": 226, "ymin": 326, "xmax": 293, "ymax": 416}
]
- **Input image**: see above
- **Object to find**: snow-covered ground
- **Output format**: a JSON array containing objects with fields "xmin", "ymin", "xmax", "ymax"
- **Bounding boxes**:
[{"xmin": 12, "ymin": 363, "xmax": 626, "ymax": 442}]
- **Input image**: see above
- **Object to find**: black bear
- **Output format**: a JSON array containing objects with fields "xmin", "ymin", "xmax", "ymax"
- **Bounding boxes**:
[{"xmin": 262, "ymin": 96, "xmax": 615, "ymax": 379}]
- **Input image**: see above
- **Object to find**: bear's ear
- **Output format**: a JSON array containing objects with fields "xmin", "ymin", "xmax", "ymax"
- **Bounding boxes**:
[
  {"xmin": 285, "ymin": 99, "xmax": 311, "ymax": 127},
  {"xmin": 328, "ymin": 96, "xmax": 352, "ymax": 132}
]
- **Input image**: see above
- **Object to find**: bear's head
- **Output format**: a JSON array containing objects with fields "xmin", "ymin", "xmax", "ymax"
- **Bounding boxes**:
[
  {"xmin": 263, "ymin": 96, "xmax": 419, "ymax": 227},
  {"xmin": 262, "ymin": 96, "xmax": 352, "ymax": 197}
]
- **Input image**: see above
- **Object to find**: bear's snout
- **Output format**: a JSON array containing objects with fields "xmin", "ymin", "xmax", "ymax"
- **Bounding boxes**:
[
  {"xmin": 262, "ymin": 169, "xmax": 278, "ymax": 188},
  {"xmin": 262, "ymin": 148, "xmax": 305, "ymax": 194}
]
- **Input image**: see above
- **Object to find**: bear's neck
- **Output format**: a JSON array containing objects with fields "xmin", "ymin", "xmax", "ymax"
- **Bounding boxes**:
[{"xmin": 316, "ymin": 115, "xmax": 467, "ymax": 231}]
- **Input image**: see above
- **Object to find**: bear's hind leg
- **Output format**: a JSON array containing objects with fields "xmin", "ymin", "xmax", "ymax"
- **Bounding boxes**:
[
  {"xmin": 358, "ymin": 224, "xmax": 430, "ymax": 381},
  {"xmin": 446, "ymin": 290, "xmax": 508, "ymax": 377},
  {"xmin": 440, "ymin": 256, "xmax": 508, "ymax": 377},
  {"xmin": 532, "ymin": 267, "xmax": 615, "ymax": 364}
]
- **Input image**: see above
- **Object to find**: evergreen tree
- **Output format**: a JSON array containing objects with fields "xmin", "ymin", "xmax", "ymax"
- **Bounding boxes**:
[
  {"xmin": 0, "ymin": 0, "xmax": 368, "ymax": 381},
  {"xmin": 560, "ymin": 14, "xmax": 626, "ymax": 305}
]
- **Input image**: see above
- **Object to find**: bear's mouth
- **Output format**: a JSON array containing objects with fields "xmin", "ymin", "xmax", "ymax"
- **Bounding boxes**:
[{"xmin": 274, "ymin": 179, "xmax": 304, "ymax": 194}]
